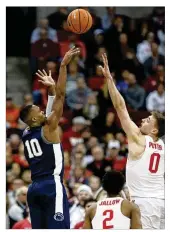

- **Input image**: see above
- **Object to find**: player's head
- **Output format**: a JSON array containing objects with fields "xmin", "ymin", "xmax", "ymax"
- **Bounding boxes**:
[
  {"xmin": 20, "ymin": 105, "xmax": 46, "ymax": 127},
  {"xmin": 102, "ymin": 171, "xmax": 125, "ymax": 196},
  {"xmin": 140, "ymin": 111, "xmax": 165, "ymax": 138},
  {"xmin": 84, "ymin": 198, "xmax": 97, "ymax": 212}
]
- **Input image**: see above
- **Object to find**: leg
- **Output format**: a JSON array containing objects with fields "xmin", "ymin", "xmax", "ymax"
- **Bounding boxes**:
[
  {"xmin": 27, "ymin": 184, "xmax": 46, "ymax": 229},
  {"xmin": 29, "ymin": 206, "xmax": 46, "ymax": 229},
  {"xmin": 134, "ymin": 197, "xmax": 164, "ymax": 229},
  {"xmin": 45, "ymin": 179, "xmax": 70, "ymax": 229}
]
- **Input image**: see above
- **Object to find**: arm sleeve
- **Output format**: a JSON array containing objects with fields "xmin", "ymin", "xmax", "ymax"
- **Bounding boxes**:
[{"xmin": 46, "ymin": 95, "xmax": 55, "ymax": 117}]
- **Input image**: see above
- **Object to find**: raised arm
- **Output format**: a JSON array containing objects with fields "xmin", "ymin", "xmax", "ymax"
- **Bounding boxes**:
[
  {"xmin": 46, "ymin": 82, "xmax": 56, "ymax": 117},
  {"xmin": 100, "ymin": 53, "xmax": 140, "ymax": 141},
  {"xmin": 37, "ymin": 47, "xmax": 80, "ymax": 130}
]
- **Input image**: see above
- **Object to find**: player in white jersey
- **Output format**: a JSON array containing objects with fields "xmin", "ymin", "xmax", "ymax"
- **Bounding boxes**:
[
  {"xmin": 99, "ymin": 53, "xmax": 165, "ymax": 229},
  {"xmin": 83, "ymin": 171, "xmax": 142, "ymax": 229}
]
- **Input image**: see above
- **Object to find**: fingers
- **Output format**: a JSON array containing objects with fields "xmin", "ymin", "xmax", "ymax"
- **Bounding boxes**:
[
  {"xmin": 71, "ymin": 48, "xmax": 80, "ymax": 56},
  {"xmin": 102, "ymin": 53, "xmax": 108, "ymax": 66},
  {"xmin": 99, "ymin": 65, "xmax": 104, "ymax": 74},
  {"xmin": 38, "ymin": 80, "xmax": 46, "ymax": 85},
  {"xmin": 49, "ymin": 70, "xmax": 51, "ymax": 77},
  {"xmin": 104, "ymin": 53, "xmax": 108, "ymax": 65},
  {"xmin": 37, "ymin": 69, "xmax": 45, "ymax": 77},
  {"xmin": 43, "ymin": 69, "xmax": 47, "ymax": 76},
  {"xmin": 70, "ymin": 48, "xmax": 80, "ymax": 56},
  {"xmin": 36, "ymin": 72, "xmax": 45, "ymax": 80},
  {"xmin": 69, "ymin": 45, "xmax": 75, "ymax": 52},
  {"xmin": 102, "ymin": 54, "xmax": 106, "ymax": 66}
]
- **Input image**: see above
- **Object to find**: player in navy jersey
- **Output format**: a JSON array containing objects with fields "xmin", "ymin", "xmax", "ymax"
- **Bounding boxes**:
[{"xmin": 20, "ymin": 47, "xmax": 80, "ymax": 229}]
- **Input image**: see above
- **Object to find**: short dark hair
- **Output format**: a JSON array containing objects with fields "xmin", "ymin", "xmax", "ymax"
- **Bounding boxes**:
[
  {"xmin": 84, "ymin": 198, "xmax": 97, "ymax": 208},
  {"xmin": 102, "ymin": 171, "xmax": 125, "ymax": 195},
  {"xmin": 152, "ymin": 111, "xmax": 165, "ymax": 138},
  {"xmin": 19, "ymin": 105, "xmax": 33, "ymax": 123}
]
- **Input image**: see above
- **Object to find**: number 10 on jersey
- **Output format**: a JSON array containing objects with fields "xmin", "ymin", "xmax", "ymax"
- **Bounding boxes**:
[{"xmin": 25, "ymin": 139, "xmax": 43, "ymax": 158}]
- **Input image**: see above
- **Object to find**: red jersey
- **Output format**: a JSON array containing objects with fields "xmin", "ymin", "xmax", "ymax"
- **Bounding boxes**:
[
  {"xmin": 62, "ymin": 127, "xmax": 83, "ymax": 152},
  {"xmin": 12, "ymin": 218, "xmax": 31, "ymax": 229}
]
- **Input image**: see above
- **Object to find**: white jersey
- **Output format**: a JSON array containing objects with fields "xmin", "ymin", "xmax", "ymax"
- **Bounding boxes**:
[
  {"xmin": 126, "ymin": 135, "xmax": 164, "ymax": 199},
  {"xmin": 92, "ymin": 197, "xmax": 130, "ymax": 229}
]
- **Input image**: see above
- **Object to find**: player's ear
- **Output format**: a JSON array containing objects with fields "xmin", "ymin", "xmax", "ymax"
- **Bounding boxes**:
[
  {"xmin": 32, "ymin": 117, "xmax": 36, "ymax": 122},
  {"xmin": 151, "ymin": 128, "xmax": 158, "ymax": 136}
]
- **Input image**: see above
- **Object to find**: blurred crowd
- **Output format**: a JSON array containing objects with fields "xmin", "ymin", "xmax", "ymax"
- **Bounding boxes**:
[{"xmin": 6, "ymin": 7, "xmax": 165, "ymax": 229}]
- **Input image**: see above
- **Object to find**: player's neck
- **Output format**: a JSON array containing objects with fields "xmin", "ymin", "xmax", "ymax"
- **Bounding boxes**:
[
  {"xmin": 108, "ymin": 194, "xmax": 120, "ymax": 198},
  {"xmin": 30, "ymin": 123, "xmax": 41, "ymax": 128},
  {"xmin": 148, "ymin": 133, "xmax": 159, "ymax": 142}
]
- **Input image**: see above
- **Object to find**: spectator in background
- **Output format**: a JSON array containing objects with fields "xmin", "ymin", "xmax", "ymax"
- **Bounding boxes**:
[
  {"xmin": 22, "ymin": 94, "xmax": 33, "ymax": 107},
  {"xmin": 89, "ymin": 47, "xmax": 107, "ymax": 75},
  {"xmin": 7, "ymin": 134, "xmax": 21, "ymax": 154},
  {"xmin": 146, "ymin": 82, "xmax": 165, "ymax": 113},
  {"xmin": 66, "ymin": 61, "xmax": 84, "ymax": 95},
  {"xmin": 143, "ymin": 64, "xmax": 164, "ymax": 94},
  {"xmin": 21, "ymin": 170, "xmax": 31, "ymax": 186},
  {"xmin": 143, "ymin": 42, "xmax": 164, "ymax": 77},
  {"xmin": 8, "ymin": 186, "xmax": 28, "ymax": 228},
  {"xmin": 31, "ymin": 18, "xmax": 58, "ymax": 44},
  {"xmin": 107, "ymin": 140, "xmax": 127, "ymax": 173},
  {"xmin": 157, "ymin": 29, "xmax": 165, "ymax": 56},
  {"xmin": 6, "ymin": 97, "xmax": 20, "ymax": 128},
  {"xmin": 86, "ymin": 136, "xmax": 99, "ymax": 157},
  {"xmin": 104, "ymin": 16, "xmax": 126, "ymax": 56},
  {"xmin": 156, "ymin": 64, "xmax": 165, "ymax": 83},
  {"xmin": 70, "ymin": 184, "xmax": 93, "ymax": 228},
  {"xmin": 88, "ymin": 176, "xmax": 102, "ymax": 199},
  {"xmin": 12, "ymin": 214, "xmax": 31, "ymax": 229},
  {"xmin": 31, "ymin": 28, "xmax": 59, "ymax": 73},
  {"xmin": 94, "ymin": 29, "xmax": 105, "ymax": 48},
  {"xmin": 59, "ymin": 33, "xmax": 86, "ymax": 67},
  {"xmin": 136, "ymin": 32, "xmax": 154, "ymax": 64},
  {"xmin": 86, "ymin": 145, "xmax": 112, "ymax": 180},
  {"xmin": 74, "ymin": 198, "xmax": 97, "ymax": 229},
  {"xmin": 7, "ymin": 179, "xmax": 24, "ymax": 207},
  {"xmin": 98, "ymin": 111, "xmax": 119, "ymax": 138},
  {"xmin": 33, "ymin": 59, "xmax": 58, "ymax": 93},
  {"xmin": 48, "ymin": 7, "xmax": 68, "ymax": 30},
  {"xmin": 115, "ymin": 132, "xmax": 128, "ymax": 147},
  {"xmin": 62, "ymin": 117, "xmax": 87, "ymax": 152},
  {"xmin": 83, "ymin": 93, "xmax": 99, "ymax": 120},
  {"xmin": 127, "ymin": 19, "xmax": 138, "ymax": 51},
  {"xmin": 116, "ymin": 70, "xmax": 129, "ymax": 92},
  {"xmin": 124, "ymin": 73, "xmax": 145, "ymax": 110},
  {"xmin": 7, "ymin": 163, "xmax": 21, "ymax": 180},
  {"xmin": 102, "ymin": 7, "xmax": 116, "ymax": 30},
  {"xmin": 118, "ymin": 33, "xmax": 130, "ymax": 59},
  {"xmin": 68, "ymin": 166, "xmax": 88, "ymax": 189},
  {"xmin": 138, "ymin": 21, "xmax": 150, "ymax": 43},
  {"xmin": 72, "ymin": 152, "xmax": 84, "ymax": 168},
  {"xmin": 67, "ymin": 77, "xmax": 92, "ymax": 114}
]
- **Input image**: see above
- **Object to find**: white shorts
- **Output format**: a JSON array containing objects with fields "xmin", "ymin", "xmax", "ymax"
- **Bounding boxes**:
[{"xmin": 132, "ymin": 197, "xmax": 165, "ymax": 229}]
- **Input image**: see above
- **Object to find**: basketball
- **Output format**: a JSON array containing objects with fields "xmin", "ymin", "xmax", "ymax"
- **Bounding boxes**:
[{"xmin": 67, "ymin": 9, "xmax": 93, "ymax": 34}]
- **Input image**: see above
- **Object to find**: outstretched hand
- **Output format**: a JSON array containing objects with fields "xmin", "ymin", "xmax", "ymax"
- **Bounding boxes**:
[
  {"xmin": 61, "ymin": 46, "xmax": 80, "ymax": 66},
  {"xmin": 99, "ymin": 53, "xmax": 112, "ymax": 80},
  {"xmin": 36, "ymin": 69, "xmax": 55, "ymax": 87}
]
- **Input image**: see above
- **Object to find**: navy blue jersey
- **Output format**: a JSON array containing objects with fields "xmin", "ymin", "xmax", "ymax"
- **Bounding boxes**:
[{"xmin": 22, "ymin": 126, "xmax": 64, "ymax": 181}]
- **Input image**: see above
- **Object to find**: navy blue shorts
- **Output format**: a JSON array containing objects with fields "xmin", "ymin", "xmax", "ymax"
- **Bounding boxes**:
[{"xmin": 27, "ymin": 175, "xmax": 70, "ymax": 229}]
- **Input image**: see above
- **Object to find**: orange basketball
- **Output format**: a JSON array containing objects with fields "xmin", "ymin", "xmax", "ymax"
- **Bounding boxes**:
[{"xmin": 67, "ymin": 9, "xmax": 93, "ymax": 34}]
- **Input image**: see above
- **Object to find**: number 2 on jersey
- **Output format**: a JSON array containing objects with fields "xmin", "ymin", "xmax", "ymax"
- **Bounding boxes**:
[
  {"xmin": 102, "ymin": 210, "xmax": 114, "ymax": 229},
  {"xmin": 149, "ymin": 153, "xmax": 160, "ymax": 173},
  {"xmin": 25, "ymin": 139, "xmax": 43, "ymax": 158}
]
